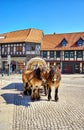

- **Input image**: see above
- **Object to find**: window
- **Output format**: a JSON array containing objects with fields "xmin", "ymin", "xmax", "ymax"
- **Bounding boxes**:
[
  {"xmin": 16, "ymin": 46, "xmax": 23, "ymax": 52},
  {"xmin": 35, "ymin": 45, "xmax": 40, "ymax": 54},
  {"xmin": 43, "ymin": 51, "xmax": 47, "ymax": 58},
  {"xmin": 64, "ymin": 51, "xmax": 69, "ymax": 58},
  {"xmin": 70, "ymin": 51, "xmax": 74, "ymax": 58},
  {"xmin": 26, "ymin": 44, "xmax": 35, "ymax": 51},
  {"xmin": 50, "ymin": 51, "xmax": 54, "ymax": 58},
  {"xmin": 26, "ymin": 44, "xmax": 31, "ymax": 51},
  {"xmin": 56, "ymin": 51, "xmax": 60, "ymax": 58},
  {"xmin": 31, "ymin": 46, "xmax": 35, "ymax": 51},
  {"xmin": 76, "ymin": 51, "xmax": 83, "ymax": 58},
  {"xmin": 64, "ymin": 51, "xmax": 74, "ymax": 58},
  {"xmin": 3, "ymin": 45, "xmax": 8, "ymax": 54},
  {"xmin": 2, "ymin": 47, "xmax": 4, "ymax": 54},
  {"xmin": 10, "ymin": 46, "xmax": 13, "ymax": 52},
  {"xmin": 36, "ymin": 45, "xmax": 40, "ymax": 50},
  {"xmin": 77, "ymin": 38, "xmax": 83, "ymax": 46},
  {"xmin": 61, "ymin": 38, "xmax": 67, "ymax": 46}
]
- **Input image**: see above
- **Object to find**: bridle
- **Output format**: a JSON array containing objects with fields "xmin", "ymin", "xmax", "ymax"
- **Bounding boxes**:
[{"xmin": 47, "ymin": 68, "xmax": 57, "ymax": 83}]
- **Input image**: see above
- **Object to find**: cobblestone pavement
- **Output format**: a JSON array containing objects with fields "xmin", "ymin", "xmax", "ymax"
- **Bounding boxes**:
[{"xmin": 0, "ymin": 74, "xmax": 84, "ymax": 130}]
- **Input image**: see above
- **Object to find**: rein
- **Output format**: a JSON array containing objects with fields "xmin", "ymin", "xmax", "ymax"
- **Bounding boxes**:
[
  {"xmin": 46, "ymin": 69, "xmax": 57, "ymax": 83},
  {"xmin": 27, "ymin": 69, "xmax": 42, "ymax": 83},
  {"xmin": 27, "ymin": 70, "xmax": 35, "ymax": 83},
  {"xmin": 28, "ymin": 75, "xmax": 35, "ymax": 83}
]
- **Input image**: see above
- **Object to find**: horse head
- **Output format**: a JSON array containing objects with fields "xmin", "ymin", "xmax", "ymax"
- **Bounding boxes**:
[
  {"xmin": 40, "ymin": 67, "xmax": 49, "ymax": 83},
  {"xmin": 48, "ymin": 67, "xmax": 58, "ymax": 83}
]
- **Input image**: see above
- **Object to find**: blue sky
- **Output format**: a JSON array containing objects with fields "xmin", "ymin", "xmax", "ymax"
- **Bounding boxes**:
[{"xmin": 0, "ymin": 0, "xmax": 84, "ymax": 34}]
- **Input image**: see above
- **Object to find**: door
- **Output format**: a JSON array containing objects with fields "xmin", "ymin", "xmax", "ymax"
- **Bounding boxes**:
[
  {"xmin": 63, "ymin": 62, "xmax": 73, "ymax": 74},
  {"xmin": 74, "ymin": 63, "xmax": 80, "ymax": 73}
]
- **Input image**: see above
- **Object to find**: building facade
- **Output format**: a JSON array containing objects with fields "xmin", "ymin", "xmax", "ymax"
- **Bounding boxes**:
[
  {"xmin": 0, "ymin": 29, "xmax": 43, "ymax": 73},
  {"xmin": 41, "ymin": 33, "xmax": 84, "ymax": 74},
  {"xmin": 0, "ymin": 29, "xmax": 84, "ymax": 74}
]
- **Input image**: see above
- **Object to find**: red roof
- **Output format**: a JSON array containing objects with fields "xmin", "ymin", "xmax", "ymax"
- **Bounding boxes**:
[
  {"xmin": 0, "ymin": 28, "xmax": 43, "ymax": 44},
  {"xmin": 42, "ymin": 32, "xmax": 84, "ymax": 50}
]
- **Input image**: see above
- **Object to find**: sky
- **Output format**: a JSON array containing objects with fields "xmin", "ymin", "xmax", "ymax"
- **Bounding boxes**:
[{"xmin": 0, "ymin": 0, "xmax": 84, "ymax": 35}]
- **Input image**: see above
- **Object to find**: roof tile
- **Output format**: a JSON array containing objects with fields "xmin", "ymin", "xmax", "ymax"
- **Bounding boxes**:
[
  {"xmin": 0, "ymin": 28, "xmax": 43, "ymax": 44},
  {"xmin": 42, "ymin": 32, "xmax": 84, "ymax": 50}
]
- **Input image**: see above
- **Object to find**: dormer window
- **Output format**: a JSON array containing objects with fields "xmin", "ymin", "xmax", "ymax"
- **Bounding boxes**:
[
  {"xmin": 61, "ymin": 38, "xmax": 67, "ymax": 46},
  {"xmin": 77, "ymin": 38, "xmax": 83, "ymax": 46}
]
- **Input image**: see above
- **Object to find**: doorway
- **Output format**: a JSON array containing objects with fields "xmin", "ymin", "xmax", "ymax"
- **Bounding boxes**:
[{"xmin": 74, "ymin": 63, "xmax": 80, "ymax": 73}]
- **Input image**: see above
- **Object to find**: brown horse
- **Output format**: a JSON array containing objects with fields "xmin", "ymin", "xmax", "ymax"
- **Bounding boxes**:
[
  {"xmin": 22, "ymin": 67, "xmax": 47, "ymax": 100},
  {"xmin": 22, "ymin": 69, "xmax": 33, "ymax": 96},
  {"xmin": 44, "ymin": 67, "xmax": 61, "ymax": 101}
]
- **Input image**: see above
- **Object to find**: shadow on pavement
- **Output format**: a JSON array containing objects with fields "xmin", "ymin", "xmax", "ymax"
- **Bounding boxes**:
[
  {"xmin": 1, "ymin": 82, "xmax": 49, "ymax": 106},
  {"xmin": 1, "ymin": 93, "xmax": 31, "ymax": 107},
  {"xmin": 1, "ymin": 83, "xmax": 32, "ymax": 107},
  {"xmin": 1, "ymin": 83, "xmax": 23, "ymax": 91}
]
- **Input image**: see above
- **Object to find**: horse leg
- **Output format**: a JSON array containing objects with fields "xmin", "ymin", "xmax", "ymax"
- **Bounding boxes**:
[
  {"xmin": 24, "ymin": 82, "xmax": 28, "ymax": 95},
  {"xmin": 28, "ymin": 87, "xmax": 32, "ymax": 95},
  {"xmin": 31, "ymin": 88, "xmax": 35, "ymax": 101},
  {"xmin": 48, "ymin": 87, "xmax": 51, "ymax": 101},
  {"xmin": 44, "ymin": 84, "xmax": 48, "ymax": 95},
  {"xmin": 55, "ymin": 87, "xmax": 59, "ymax": 101},
  {"xmin": 27, "ymin": 84, "xmax": 32, "ymax": 96},
  {"xmin": 37, "ymin": 88, "xmax": 40, "ymax": 100}
]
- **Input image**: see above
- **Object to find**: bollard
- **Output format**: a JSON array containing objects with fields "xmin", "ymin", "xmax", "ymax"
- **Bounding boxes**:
[
  {"xmin": 7, "ymin": 73, "xmax": 9, "ymax": 76},
  {"xmin": 2, "ymin": 73, "xmax": 4, "ymax": 77}
]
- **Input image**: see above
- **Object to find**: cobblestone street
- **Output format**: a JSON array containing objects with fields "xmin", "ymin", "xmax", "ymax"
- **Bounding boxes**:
[{"xmin": 0, "ymin": 74, "xmax": 84, "ymax": 130}]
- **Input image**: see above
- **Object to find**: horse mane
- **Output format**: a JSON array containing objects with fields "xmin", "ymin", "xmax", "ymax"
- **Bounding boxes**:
[
  {"xmin": 34, "ymin": 67, "xmax": 42, "ymax": 80},
  {"xmin": 48, "ymin": 68, "xmax": 55, "ymax": 79}
]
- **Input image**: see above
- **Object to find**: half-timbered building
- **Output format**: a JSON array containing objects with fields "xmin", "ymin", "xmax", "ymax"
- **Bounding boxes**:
[
  {"xmin": 0, "ymin": 28, "xmax": 43, "ymax": 73},
  {"xmin": 0, "ymin": 29, "xmax": 84, "ymax": 74},
  {"xmin": 41, "ymin": 32, "xmax": 84, "ymax": 73}
]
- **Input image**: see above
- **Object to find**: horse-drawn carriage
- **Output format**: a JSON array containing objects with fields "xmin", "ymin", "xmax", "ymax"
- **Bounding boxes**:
[
  {"xmin": 22, "ymin": 57, "xmax": 61, "ymax": 101},
  {"xmin": 25, "ymin": 57, "xmax": 47, "ymax": 70}
]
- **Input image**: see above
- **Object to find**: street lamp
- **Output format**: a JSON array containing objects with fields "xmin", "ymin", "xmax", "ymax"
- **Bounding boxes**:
[{"xmin": 7, "ymin": 55, "xmax": 11, "ymax": 76}]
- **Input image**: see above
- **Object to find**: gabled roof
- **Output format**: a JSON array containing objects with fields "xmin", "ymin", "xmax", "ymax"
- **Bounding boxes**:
[
  {"xmin": 0, "ymin": 28, "xmax": 43, "ymax": 44},
  {"xmin": 42, "ymin": 32, "xmax": 84, "ymax": 50}
]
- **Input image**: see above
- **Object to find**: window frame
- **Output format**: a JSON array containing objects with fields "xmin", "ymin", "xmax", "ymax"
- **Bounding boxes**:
[
  {"xmin": 61, "ymin": 38, "xmax": 67, "ymax": 46},
  {"xmin": 56, "ymin": 51, "xmax": 61, "ymax": 58},
  {"xmin": 76, "ymin": 51, "xmax": 83, "ymax": 58},
  {"xmin": 70, "ymin": 51, "xmax": 74, "ymax": 58},
  {"xmin": 43, "ymin": 51, "xmax": 47, "ymax": 58},
  {"xmin": 77, "ymin": 38, "xmax": 83, "ymax": 46},
  {"xmin": 64, "ymin": 51, "xmax": 74, "ymax": 58},
  {"xmin": 50, "ymin": 51, "xmax": 54, "ymax": 58},
  {"xmin": 64, "ymin": 51, "xmax": 69, "ymax": 58}
]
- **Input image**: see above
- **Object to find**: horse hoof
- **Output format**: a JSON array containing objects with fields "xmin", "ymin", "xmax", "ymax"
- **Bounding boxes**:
[
  {"xmin": 48, "ymin": 96, "xmax": 51, "ymax": 101},
  {"xmin": 31, "ymin": 97, "xmax": 35, "ymax": 101},
  {"xmin": 55, "ymin": 97, "xmax": 59, "ymax": 102},
  {"xmin": 37, "ymin": 96, "xmax": 40, "ymax": 100},
  {"xmin": 48, "ymin": 97, "xmax": 51, "ymax": 101}
]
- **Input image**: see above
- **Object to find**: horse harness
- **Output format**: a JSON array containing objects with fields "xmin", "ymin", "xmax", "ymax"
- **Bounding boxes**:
[
  {"xmin": 46, "ymin": 69, "xmax": 57, "ymax": 84},
  {"xmin": 27, "ymin": 69, "xmax": 42, "ymax": 83}
]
